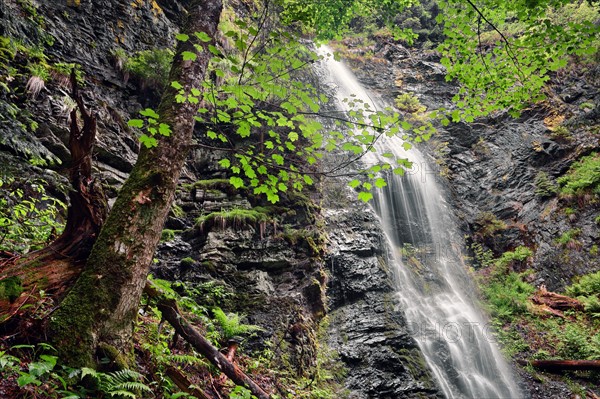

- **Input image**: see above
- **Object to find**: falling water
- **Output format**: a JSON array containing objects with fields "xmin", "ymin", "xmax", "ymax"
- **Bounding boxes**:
[{"xmin": 318, "ymin": 46, "xmax": 523, "ymax": 399}]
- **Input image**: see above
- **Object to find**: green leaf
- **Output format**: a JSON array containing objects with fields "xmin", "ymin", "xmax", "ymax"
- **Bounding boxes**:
[
  {"xmin": 171, "ymin": 81, "xmax": 183, "ymax": 90},
  {"xmin": 140, "ymin": 134, "xmax": 158, "ymax": 148},
  {"xmin": 175, "ymin": 33, "xmax": 189, "ymax": 42},
  {"xmin": 349, "ymin": 179, "xmax": 361, "ymax": 188},
  {"xmin": 194, "ymin": 31, "xmax": 212, "ymax": 42},
  {"xmin": 182, "ymin": 51, "xmax": 197, "ymax": 61},
  {"xmin": 218, "ymin": 159, "xmax": 231, "ymax": 168},
  {"xmin": 158, "ymin": 123, "xmax": 171, "ymax": 136},
  {"xmin": 358, "ymin": 191, "xmax": 373, "ymax": 202},
  {"xmin": 139, "ymin": 108, "xmax": 160, "ymax": 119},
  {"xmin": 17, "ymin": 373, "xmax": 40, "ymax": 387},
  {"xmin": 230, "ymin": 176, "xmax": 244, "ymax": 189},
  {"xmin": 127, "ymin": 119, "xmax": 144, "ymax": 128},
  {"xmin": 375, "ymin": 178, "xmax": 387, "ymax": 188}
]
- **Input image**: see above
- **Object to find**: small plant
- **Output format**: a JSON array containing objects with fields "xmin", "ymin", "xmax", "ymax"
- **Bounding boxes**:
[
  {"xmin": 0, "ymin": 177, "xmax": 67, "ymax": 253},
  {"xmin": 229, "ymin": 385, "xmax": 257, "ymax": 399},
  {"xmin": 180, "ymin": 257, "xmax": 195, "ymax": 268},
  {"xmin": 550, "ymin": 125, "xmax": 572, "ymax": 140},
  {"xmin": 495, "ymin": 246, "xmax": 533, "ymax": 272},
  {"xmin": 556, "ymin": 228, "xmax": 582, "ymax": 250},
  {"xmin": 394, "ymin": 93, "xmax": 426, "ymax": 113},
  {"xmin": 111, "ymin": 47, "xmax": 128, "ymax": 71},
  {"xmin": 474, "ymin": 211, "xmax": 506, "ymax": 238},
  {"xmin": 534, "ymin": 171, "xmax": 558, "ymax": 198},
  {"xmin": 124, "ymin": 48, "xmax": 174, "ymax": 89},
  {"xmin": 212, "ymin": 307, "xmax": 263, "ymax": 342},
  {"xmin": 160, "ymin": 228, "xmax": 178, "ymax": 242},
  {"xmin": 470, "ymin": 242, "xmax": 495, "ymax": 268},
  {"xmin": 26, "ymin": 63, "xmax": 49, "ymax": 98},
  {"xmin": 557, "ymin": 152, "xmax": 600, "ymax": 196},
  {"xmin": 77, "ymin": 368, "xmax": 153, "ymax": 398},
  {"xmin": 482, "ymin": 272, "xmax": 535, "ymax": 320}
]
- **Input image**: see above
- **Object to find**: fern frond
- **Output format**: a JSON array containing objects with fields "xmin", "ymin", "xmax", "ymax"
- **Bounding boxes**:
[
  {"xmin": 107, "ymin": 389, "xmax": 136, "ymax": 398},
  {"xmin": 166, "ymin": 353, "xmax": 208, "ymax": 367}
]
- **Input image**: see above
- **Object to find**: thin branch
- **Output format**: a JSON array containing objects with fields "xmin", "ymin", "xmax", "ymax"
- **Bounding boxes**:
[{"xmin": 464, "ymin": 0, "xmax": 525, "ymax": 82}]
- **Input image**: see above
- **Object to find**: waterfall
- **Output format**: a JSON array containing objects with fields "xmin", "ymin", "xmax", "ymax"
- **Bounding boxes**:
[{"xmin": 318, "ymin": 46, "xmax": 523, "ymax": 399}]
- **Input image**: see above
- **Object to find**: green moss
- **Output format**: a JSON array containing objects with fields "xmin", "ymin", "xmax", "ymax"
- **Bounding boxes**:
[
  {"xmin": 196, "ymin": 207, "xmax": 270, "ymax": 232},
  {"xmin": 160, "ymin": 228, "xmax": 179, "ymax": 242},
  {"xmin": 180, "ymin": 257, "xmax": 195, "ymax": 268},
  {"xmin": 0, "ymin": 276, "xmax": 23, "ymax": 302}
]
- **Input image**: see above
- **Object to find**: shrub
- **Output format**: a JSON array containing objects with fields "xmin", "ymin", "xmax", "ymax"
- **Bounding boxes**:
[
  {"xmin": 124, "ymin": 48, "xmax": 174, "ymax": 89},
  {"xmin": 0, "ymin": 177, "xmax": 66, "ymax": 253},
  {"xmin": 394, "ymin": 93, "xmax": 426, "ymax": 113},
  {"xmin": 534, "ymin": 171, "xmax": 558, "ymax": 198},
  {"xmin": 474, "ymin": 211, "xmax": 506, "ymax": 238},
  {"xmin": 483, "ymin": 272, "xmax": 535, "ymax": 321},
  {"xmin": 495, "ymin": 246, "xmax": 533, "ymax": 271},
  {"xmin": 557, "ymin": 152, "xmax": 600, "ymax": 196},
  {"xmin": 556, "ymin": 228, "xmax": 582, "ymax": 250}
]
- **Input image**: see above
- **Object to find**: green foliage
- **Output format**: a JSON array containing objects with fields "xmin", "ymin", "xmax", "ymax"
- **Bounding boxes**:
[
  {"xmin": 550, "ymin": 125, "xmax": 572, "ymax": 141},
  {"xmin": 124, "ymin": 48, "xmax": 174, "ymax": 89},
  {"xmin": 212, "ymin": 307, "xmax": 263, "ymax": 342},
  {"xmin": 160, "ymin": 228, "xmax": 178, "ymax": 242},
  {"xmin": 278, "ymin": 0, "xmax": 414, "ymax": 41},
  {"xmin": 534, "ymin": 171, "xmax": 558, "ymax": 198},
  {"xmin": 481, "ymin": 272, "xmax": 535, "ymax": 321},
  {"xmin": 556, "ymin": 228, "xmax": 582, "ymax": 250},
  {"xmin": 77, "ymin": 368, "xmax": 152, "ymax": 398},
  {"xmin": 128, "ymin": 108, "xmax": 172, "ymax": 148},
  {"xmin": 394, "ymin": 93, "xmax": 426, "ymax": 113},
  {"xmin": 495, "ymin": 246, "xmax": 533, "ymax": 271},
  {"xmin": 470, "ymin": 242, "xmax": 494, "ymax": 268},
  {"xmin": 557, "ymin": 152, "xmax": 600, "ymax": 196},
  {"xmin": 566, "ymin": 270, "xmax": 600, "ymax": 317},
  {"xmin": 196, "ymin": 208, "xmax": 270, "ymax": 232},
  {"xmin": 558, "ymin": 324, "xmax": 600, "ymax": 360},
  {"xmin": 180, "ymin": 257, "xmax": 195, "ymax": 267},
  {"xmin": 0, "ymin": 177, "xmax": 66, "ymax": 253},
  {"xmin": 474, "ymin": 211, "xmax": 506, "ymax": 238},
  {"xmin": 437, "ymin": 0, "xmax": 600, "ymax": 120},
  {"xmin": 229, "ymin": 385, "xmax": 257, "ymax": 399}
]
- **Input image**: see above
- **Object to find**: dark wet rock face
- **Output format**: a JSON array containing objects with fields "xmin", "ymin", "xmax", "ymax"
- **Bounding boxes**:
[
  {"xmin": 340, "ymin": 39, "xmax": 598, "ymax": 398},
  {"xmin": 325, "ymin": 204, "xmax": 442, "ymax": 398}
]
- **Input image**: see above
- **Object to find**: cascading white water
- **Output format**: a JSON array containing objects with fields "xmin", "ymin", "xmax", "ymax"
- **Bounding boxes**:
[{"xmin": 318, "ymin": 46, "xmax": 523, "ymax": 399}]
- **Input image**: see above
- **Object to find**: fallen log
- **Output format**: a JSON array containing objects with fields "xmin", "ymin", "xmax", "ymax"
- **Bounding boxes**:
[
  {"xmin": 145, "ymin": 281, "xmax": 271, "ymax": 399},
  {"xmin": 164, "ymin": 366, "xmax": 211, "ymax": 399},
  {"xmin": 519, "ymin": 359, "xmax": 600, "ymax": 372},
  {"xmin": 531, "ymin": 285, "xmax": 584, "ymax": 312}
]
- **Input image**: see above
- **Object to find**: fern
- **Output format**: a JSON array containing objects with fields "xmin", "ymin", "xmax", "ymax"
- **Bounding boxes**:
[
  {"xmin": 79, "ymin": 368, "xmax": 152, "ymax": 399},
  {"xmin": 212, "ymin": 307, "xmax": 263, "ymax": 341},
  {"xmin": 166, "ymin": 353, "xmax": 208, "ymax": 367}
]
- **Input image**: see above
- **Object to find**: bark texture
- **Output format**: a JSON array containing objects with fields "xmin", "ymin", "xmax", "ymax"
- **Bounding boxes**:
[
  {"xmin": 0, "ymin": 71, "xmax": 107, "ymax": 330},
  {"xmin": 47, "ymin": 0, "xmax": 223, "ymax": 367}
]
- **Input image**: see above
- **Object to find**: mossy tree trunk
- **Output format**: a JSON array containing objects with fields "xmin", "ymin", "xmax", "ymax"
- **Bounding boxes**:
[{"xmin": 47, "ymin": 0, "xmax": 223, "ymax": 367}]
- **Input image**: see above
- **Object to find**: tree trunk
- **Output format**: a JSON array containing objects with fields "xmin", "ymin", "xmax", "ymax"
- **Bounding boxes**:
[
  {"xmin": 0, "ymin": 71, "xmax": 107, "ymax": 331},
  {"xmin": 47, "ymin": 0, "xmax": 223, "ymax": 367}
]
